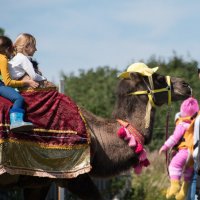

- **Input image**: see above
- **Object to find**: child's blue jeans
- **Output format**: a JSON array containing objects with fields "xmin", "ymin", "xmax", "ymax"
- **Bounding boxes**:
[
  {"xmin": 186, "ymin": 165, "xmax": 198, "ymax": 200},
  {"xmin": 0, "ymin": 81, "xmax": 24, "ymax": 110}
]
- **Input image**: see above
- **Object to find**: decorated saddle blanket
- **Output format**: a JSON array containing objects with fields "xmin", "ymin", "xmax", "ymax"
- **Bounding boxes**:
[{"xmin": 0, "ymin": 88, "xmax": 91, "ymax": 179}]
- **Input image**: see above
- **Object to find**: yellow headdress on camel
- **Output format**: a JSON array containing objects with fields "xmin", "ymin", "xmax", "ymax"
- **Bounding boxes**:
[
  {"xmin": 118, "ymin": 62, "xmax": 159, "ymax": 78},
  {"xmin": 118, "ymin": 62, "xmax": 161, "ymax": 128}
]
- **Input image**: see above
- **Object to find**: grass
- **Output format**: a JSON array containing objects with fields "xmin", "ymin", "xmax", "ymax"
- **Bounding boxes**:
[{"xmin": 129, "ymin": 150, "xmax": 176, "ymax": 200}]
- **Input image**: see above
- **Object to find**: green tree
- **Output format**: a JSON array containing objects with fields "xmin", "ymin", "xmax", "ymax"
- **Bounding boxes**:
[
  {"xmin": 0, "ymin": 28, "xmax": 4, "ymax": 36},
  {"xmin": 62, "ymin": 66, "xmax": 118, "ymax": 118}
]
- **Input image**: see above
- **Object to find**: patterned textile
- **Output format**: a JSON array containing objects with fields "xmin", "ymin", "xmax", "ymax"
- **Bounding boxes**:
[{"xmin": 0, "ymin": 88, "xmax": 91, "ymax": 178}]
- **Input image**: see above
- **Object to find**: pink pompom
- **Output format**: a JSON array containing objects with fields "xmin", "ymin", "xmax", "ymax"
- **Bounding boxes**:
[
  {"xmin": 135, "ymin": 143, "xmax": 143, "ymax": 154},
  {"xmin": 117, "ymin": 127, "xmax": 126, "ymax": 138},
  {"xmin": 134, "ymin": 165, "xmax": 142, "ymax": 174},
  {"xmin": 142, "ymin": 159, "xmax": 150, "ymax": 167},
  {"xmin": 139, "ymin": 150, "xmax": 147, "ymax": 161}
]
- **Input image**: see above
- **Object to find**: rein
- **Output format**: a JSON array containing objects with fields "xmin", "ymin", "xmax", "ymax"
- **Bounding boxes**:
[{"xmin": 165, "ymin": 105, "xmax": 171, "ymax": 175}]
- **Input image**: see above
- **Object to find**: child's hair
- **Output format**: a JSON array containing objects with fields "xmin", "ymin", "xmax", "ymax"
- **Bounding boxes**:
[
  {"xmin": 180, "ymin": 97, "xmax": 199, "ymax": 117},
  {"xmin": 14, "ymin": 33, "xmax": 40, "ymax": 73},
  {"xmin": 14, "ymin": 33, "xmax": 36, "ymax": 54},
  {"xmin": 0, "ymin": 36, "xmax": 13, "ymax": 56}
]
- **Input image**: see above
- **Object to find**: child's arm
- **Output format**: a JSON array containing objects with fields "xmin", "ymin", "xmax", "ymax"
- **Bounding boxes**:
[
  {"xmin": 10, "ymin": 53, "xmax": 46, "ymax": 82},
  {"xmin": 20, "ymin": 55, "xmax": 46, "ymax": 82},
  {"xmin": 159, "ymin": 122, "xmax": 188, "ymax": 154},
  {"xmin": 0, "ymin": 55, "xmax": 39, "ymax": 88}
]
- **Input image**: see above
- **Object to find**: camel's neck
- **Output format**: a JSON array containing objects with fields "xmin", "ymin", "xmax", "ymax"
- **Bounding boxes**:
[
  {"xmin": 113, "ymin": 100, "xmax": 156, "ymax": 144},
  {"xmin": 126, "ymin": 105, "xmax": 156, "ymax": 144},
  {"xmin": 82, "ymin": 107, "xmax": 155, "ymax": 177}
]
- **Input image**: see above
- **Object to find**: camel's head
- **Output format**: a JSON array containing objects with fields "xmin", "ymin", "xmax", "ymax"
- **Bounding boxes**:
[
  {"xmin": 148, "ymin": 73, "xmax": 191, "ymax": 106},
  {"xmin": 117, "ymin": 63, "xmax": 191, "ymax": 108},
  {"xmin": 115, "ymin": 63, "xmax": 192, "ymax": 145}
]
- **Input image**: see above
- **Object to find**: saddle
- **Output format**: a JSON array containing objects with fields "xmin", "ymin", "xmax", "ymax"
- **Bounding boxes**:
[{"xmin": 0, "ymin": 81, "xmax": 91, "ymax": 179}]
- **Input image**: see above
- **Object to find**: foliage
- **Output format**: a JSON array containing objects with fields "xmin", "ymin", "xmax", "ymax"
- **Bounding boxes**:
[
  {"xmin": 0, "ymin": 28, "xmax": 4, "ymax": 36},
  {"xmin": 62, "ymin": 66, "xmax": 118, "ymax": 118},
  {"xmin": 129, "ymin": 151, "xmax": 173, "ymax": 200},
  {"xmin": 109, "ymin": 151, "xmax": 177, "ymax": 200}
]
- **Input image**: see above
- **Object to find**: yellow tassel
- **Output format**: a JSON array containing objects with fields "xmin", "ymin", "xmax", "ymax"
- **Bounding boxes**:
[{"xmin": 145, "ymin": 101, "xmax": 152, "ymax": 128}]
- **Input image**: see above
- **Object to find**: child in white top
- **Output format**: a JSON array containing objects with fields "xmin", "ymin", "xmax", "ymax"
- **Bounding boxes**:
[{"xmin": 9, "ymin": 33, "xmax": 46, "ymax": 83}]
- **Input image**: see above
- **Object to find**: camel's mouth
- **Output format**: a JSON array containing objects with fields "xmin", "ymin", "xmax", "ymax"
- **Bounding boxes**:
[{"xmin": 173, "ymin": 83, "xmax": 192, "ymax": 100}]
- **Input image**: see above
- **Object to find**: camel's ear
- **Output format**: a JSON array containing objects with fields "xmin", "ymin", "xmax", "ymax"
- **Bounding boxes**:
[{"xmin": 129, "ymin": 72, "xmax": 142, "ymax": 84}]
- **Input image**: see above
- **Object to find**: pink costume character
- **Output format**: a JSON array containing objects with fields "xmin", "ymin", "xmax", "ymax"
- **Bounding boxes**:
[{"xmin": 159, "ymin": 97, "xmax": 199, "ymax": 200}]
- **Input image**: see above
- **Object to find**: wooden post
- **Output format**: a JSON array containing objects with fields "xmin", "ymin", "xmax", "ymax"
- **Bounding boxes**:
[
  {"xmin": 58, "ymin": 187, "xmax": 65, "ymax": 200},
  {"xmin": 59, "ymin": 79, "xmax": 65, "ymax": 94},
  {"xmin": 58, "ymin": 79, "xmax": 65, "ymax": 200}
]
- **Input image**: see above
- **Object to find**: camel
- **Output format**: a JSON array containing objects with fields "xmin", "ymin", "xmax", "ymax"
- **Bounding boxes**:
[{"xmin": 0, "ymin": 70, "xmax": 191, "ymax": 200}]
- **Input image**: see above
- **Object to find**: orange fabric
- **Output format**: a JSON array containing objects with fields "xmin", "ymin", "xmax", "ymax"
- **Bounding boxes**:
[
  {"xmin": 0, "ymin": 54, "xmax": 24, "ymax": 87},
  {"xmin": 176, "ymin": 117, "xmax": 195, "ymax": 153}
]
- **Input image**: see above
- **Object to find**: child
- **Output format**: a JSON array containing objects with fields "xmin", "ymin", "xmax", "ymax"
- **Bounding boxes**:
[
  {"xmin": 9, "ymin": 33, "xmax": 47, "ymax": 84},
  {"xmin": 0, "ymin": 36, "xmax": 39, "ymax": 132},
  {"xmin": 159, "ymin": 97, "xmax": 199, "ymax": 200}
]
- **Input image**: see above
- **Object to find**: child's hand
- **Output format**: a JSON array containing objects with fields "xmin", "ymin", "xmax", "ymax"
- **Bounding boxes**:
[
  {"xmin": 159, "ymin": 147, "xmax": 164, "ymax": 155},
  {"xmin": 25, "ymin": 80, "xmax": 39, "ymax": 88},
  {"xmin": 159, "ymin": 146, "xmax": 166, "ymax": 155}
]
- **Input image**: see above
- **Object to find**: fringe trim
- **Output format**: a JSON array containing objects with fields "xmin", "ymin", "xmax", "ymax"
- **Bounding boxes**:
[
  {"xmin": 78, "ymin": 107, "xmax": 91, "ymax": 144},
  {"xmin": 33, "ymin": 128, "xmax": 78, "ymax": 134},
  {"xmin": 19, "ymin": 87, "xmax": 57, "ymax": 92},
  {"xmin": 0, "ymin": 165, "xmax": 92, "ymax": 179},
  {"xmin": 0, "ymin": 139, "xmax": 90, "ymax": 150}
]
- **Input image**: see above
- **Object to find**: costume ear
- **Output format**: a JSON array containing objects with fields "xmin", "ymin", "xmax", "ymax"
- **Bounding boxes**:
[{"xmin": 129, "ymin": 72, "xmax": 142, "ymax": 84}]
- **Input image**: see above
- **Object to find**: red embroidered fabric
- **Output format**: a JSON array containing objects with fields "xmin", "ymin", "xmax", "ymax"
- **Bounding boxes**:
[{"xmin": 0, "ymin": 89, "xmax": 90, "ymax": 149}]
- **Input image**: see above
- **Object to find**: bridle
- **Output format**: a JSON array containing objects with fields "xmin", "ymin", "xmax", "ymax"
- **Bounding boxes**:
[
  {"xmin": 128, "ymin": 75, "xmax": 172, "ymax": 107},
  {"xmin": 128, "ymin": 75, "xmax": 172, "ymax": 128}
]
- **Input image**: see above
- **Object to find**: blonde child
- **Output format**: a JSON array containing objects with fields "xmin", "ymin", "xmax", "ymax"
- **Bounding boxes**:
[
  {"xmin": 9, "ymin": 33, "xmax": 46, "ymax": 84},
  {"xmin": 159, "ymin": 97, "xmax": 199, "ymax": 200},
  {"xmin": 0, "ymin": 36, "xmax": 38, "ymax": 132}
]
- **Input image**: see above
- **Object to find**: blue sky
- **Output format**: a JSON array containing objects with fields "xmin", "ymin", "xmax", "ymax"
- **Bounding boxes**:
[{"xmin": 1, "ymin": 0, "xmax": 200, "ymax": 84}]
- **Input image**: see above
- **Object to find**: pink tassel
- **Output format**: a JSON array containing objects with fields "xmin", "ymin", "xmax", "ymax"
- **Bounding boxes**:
[
  {"xmin": 128, "ymin": 135, "xmax": 136, "ymax": 147},
  {"xmin": 117, "ymin": 127, "xmax": 126, "ymax": 138},
  {"xmin": 124, "ymin": 128, "xmax": 131, "ymax": 141},
  {"xmin": 117, "ymin": 125, "xmax": 150, "ymax": 175},
  {"xmin": 139, "ymin": 150, "xmax": 147, "ymax": 161},
  {"xmin": 135, "ymin": 143, "xmax": 143, "ymax": 153},
  {"xmin": 134, "ymin": 164, "xmax": 142, "ymax": 174},
  {"xmin": 142, "ymin": 159, "xmax": 150, "ymax": 167}
]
